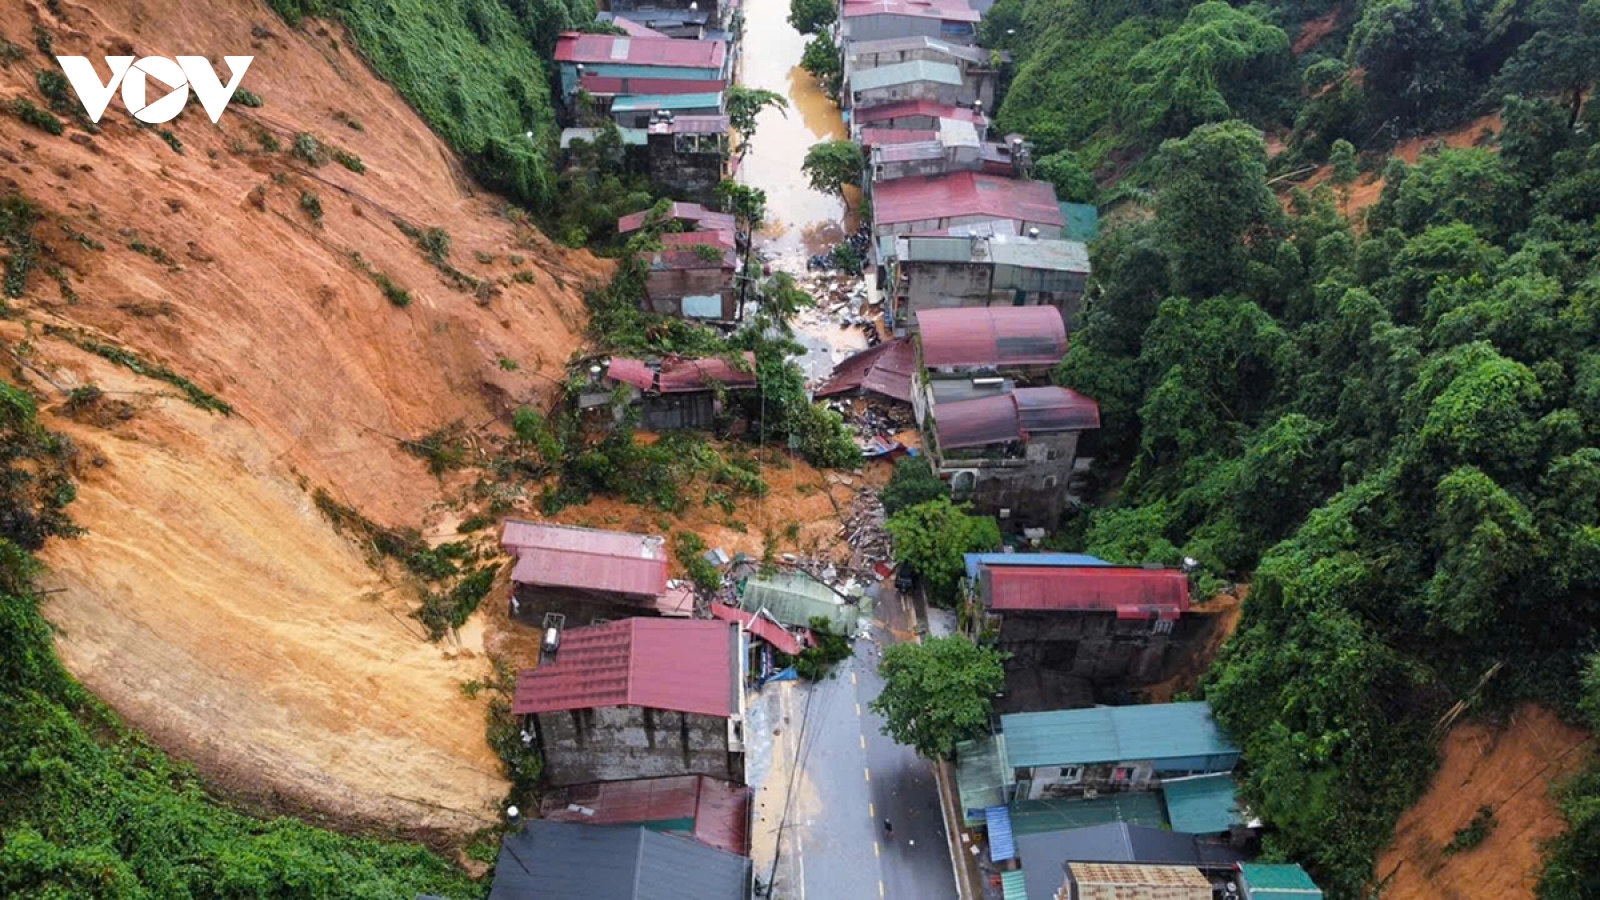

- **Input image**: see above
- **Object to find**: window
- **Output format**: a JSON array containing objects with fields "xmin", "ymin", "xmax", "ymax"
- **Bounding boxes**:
[
  {"xmin": 1113, "ymin": 766, "xmax": 1134, "ymax": 783},
  {"xmin": 1043, "ymin": 475, "xmax": 1058, "ymax": 489},
  {"xmin": 1057, "ymin": 766, "xmax": 1082, "ymax": 783},
  {"xmin": 951, "ymin": 470, "xmax": 976, "ymax": 497}
]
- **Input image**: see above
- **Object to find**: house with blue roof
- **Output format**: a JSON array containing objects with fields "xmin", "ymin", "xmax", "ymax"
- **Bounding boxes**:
[{"xmin": 1001, "ymin": 701, "xmax": 1239, "ymax": 801}]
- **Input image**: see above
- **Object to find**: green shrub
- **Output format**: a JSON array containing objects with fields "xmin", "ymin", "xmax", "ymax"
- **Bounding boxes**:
[
  {"xmin": 234, "ymin": 88, "xmax": 264, "ymax": 107},
  {"xmin": 44, "ymin": 327, "xmax": 231, "ymax": 415},
  {"xmin": 291, "ymin": 132, "xmax": 325, "ymax": 165},
  {"xmin": 673, "ymin": 530, "xmax": 722, "ymax": 592},
  {"xmin": 11, "ymin": 98, "xmax": 63, "ymax": 135},
  {"xmin": 794, "ymin": 616, "xmax": 851, "ymax": 680},
  {"xmin": 333, "ymin": 147, "xmax": 365, "ymax": 173},
  {"xmin": 300, "ymin": 190, "xmax": 323, "ymax": 223}
]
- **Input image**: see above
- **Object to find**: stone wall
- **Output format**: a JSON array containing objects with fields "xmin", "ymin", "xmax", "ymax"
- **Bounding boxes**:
[{"xmin": 533, "ymin": 706, "xmax": 741, "ymax": 786}]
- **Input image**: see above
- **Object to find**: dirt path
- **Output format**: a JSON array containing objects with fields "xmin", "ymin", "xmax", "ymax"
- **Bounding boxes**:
[{"xmin": 1376, "ymin": 705, "xmax": 1590, "ymax": 900}]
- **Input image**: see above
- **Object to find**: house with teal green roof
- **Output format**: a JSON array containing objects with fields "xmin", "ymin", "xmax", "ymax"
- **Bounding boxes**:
[
  {"xmin": 1238, "ymin": 862, "xmax": 1323, "ymax": 899},
  {"xmin": 1001, "ymin": 701, "xmax": 1240, "ymax": 801}
]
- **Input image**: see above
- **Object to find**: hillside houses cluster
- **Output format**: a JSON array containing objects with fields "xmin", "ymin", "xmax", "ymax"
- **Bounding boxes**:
[{"xmin": 484, "ymin": 515, "xmax": 873, "ymax": 898}]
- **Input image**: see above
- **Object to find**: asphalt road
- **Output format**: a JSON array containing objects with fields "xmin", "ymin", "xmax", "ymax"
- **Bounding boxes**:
[{"xmin": 771, "ymin": 588, "xmax": 958, "ymax": 900}]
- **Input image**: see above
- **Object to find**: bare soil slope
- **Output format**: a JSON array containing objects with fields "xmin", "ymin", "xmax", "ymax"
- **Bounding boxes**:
[
  {"xmin": 1376, "ymin": 705, "xmax": 1590, "ymax": 900},
  {"xmin": 2, "ymin": 0, "xmax": 604, "ymax": 836}
]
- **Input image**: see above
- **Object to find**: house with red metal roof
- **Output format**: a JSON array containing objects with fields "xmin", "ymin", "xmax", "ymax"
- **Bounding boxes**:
[
  {"xmin": 960, "ymin": 557, "xmax": 1228, "ymax": 711},
  {"xmin": 815, "ymin": 338, "xmax": 918, "ymax": 405},
  {"xmin": 514, "ymin": 618, "xmax": 745, "ymax": 786},
  {"xmin": 618, "ymin": 202, "xmax": 737, "ymax": 236},
  {"xmin": 501, "ymin": 520, "xmax": 682, "ymax": 626},
  {"xmin": 540, "ymin": 774, "xmax": 752, "ymax": 856},
  {"xmin": 871, "ymin": 171, "xmax": 1066, "ymax": 243},
  {"xmin": 575, "ymin": 353, "xmax": 759, "ymax": 431}
]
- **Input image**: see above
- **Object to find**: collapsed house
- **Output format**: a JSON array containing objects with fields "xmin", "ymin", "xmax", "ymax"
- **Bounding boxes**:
[
  {"xmin": 540, "ymin": 774, "xmax": 752, "ymax": 857},
  {"xmin": 513, "ymin": 618, "xmax": 746, "ymax": 786},
  {"xmin": 577, "ymin": 353, "xmax": 758, "ymax": 431}
]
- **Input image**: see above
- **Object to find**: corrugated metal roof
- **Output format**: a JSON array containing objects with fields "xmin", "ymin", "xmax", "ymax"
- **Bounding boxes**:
[
  {"xmin": 842, "ymin": 0, "xmax": 982, "ymax": 22},
  {"xmin": 606, "ymin": 357, "xmax": 657, "ymax": 391},
  {"xmin": 608, "ymin": 354, "xmax": 757, "ymax": 394},
  {"xmin": 609, "ymin": 15, "xmax": 672, "ymax": 37},
  {"xmin": 987, "ymin": 805, "xmax": 1017, "ymax": 863},
  {"xmin": 852, "ymin": 59, "xmax": 964, "ymax": 92},
  {"xmin": 489, "ymin": 821, "xmax": 749, "ymax": 900},
  {"xmin": 740, "ymin": 572, "xmax": 859, "ymax": 633},
  {"xmin": 956, "ymin": 734, "xmax": 1013, "ymax": 823},
  {"xmin": 873, "ymin": 140, "xmax": 947, "ymax": 164},
  {"xmin": 661, "ymin": 230, "xmax": 737, "ymax": 251},
  {"xmin": 873, "ymin": 172, "xmax": 1064, "ymax": 228},
  {"xmin": 965, "ymin": 551, "xmax": 1109, "ymax": 579},
  {"xmin": 983, "ymin": 564, "xmax": 1184, "ymax": 618},
  {"xmin": 618, "ymin": 203, "xmax": 736, "ymax": 235},
  {"xmin": 900, "ymin": 234, "xmax": 1089, "ymax": 271},
  {"xmin": 1011, "ymin": 794, "xmax": 1169, "ymax": 836},
  {"xmin": 939, "ymin": 116, "xmax": 981, "ymax": 148},
  {"xmin": 649, "ymin": 246, "xmax": 738, "ymax": 271},
  {"xmin": 512, "ymin": 619, "xmax": 735, "ymax": 718},
  {"xmin": 860, "ymin": 127, "xmax": 939, "ymax": 147},
  {"xmin": 502, "ymin": 520, "xmax": 669, "ymax": 597},
  {"xmin": 1067, "ymin": 862, "xmax": 1210, "ymax": 898},
  {"xmin": 917, "ymin": 306, "xmax": 1067, "ymax": 368},
  {"xmin": 580, "ymin": 75, "xmax": 726, "ymax": 96},
  {"xmin": 1001, "ymin": 702, "xmax": 1240, "ymax": 769},
  {"xmin": 560, "ymin": 126, "xmax": 648, "ymax": 148},
  {"xmin": 651, "ymin": 114, "xmax": 730, "ymax": 134},
  {"xmin": 1161, "ymin": 773, "xmax": 1241, "ymax": 834},
  {"xmin": 847, "ymin": 35, "xmax": 991, "ymax": 64},
  {"xmin": 598, "ymin": 9, "xmax": 710, "ymax": 27},
  {"xmin": 612, "ymin": 92, "xmax": 723, "ymax": 112},
  {"xmin": 554, "ymin": 32, "xmax": 727, "ymax": 69},
  {"xmin": 540, "ymin": 775, "xmax": 751, "ymax": 856},
  {"xmin": 709, "ymin": 601, "xmax": 805, "ymax": 656},
  {"xmin": 854, "ymin": 99, "xmax": 987, "ymax": 125},
  {"xmin": 815, "ymin": 338, "xmax": 916, "ymax": 403},
  {"xmin": 1000, "ymin": 869, "xmax": 1029, "ymax": 900},
  {"xmin": 1018, "ymin": 823, "xmax": 1244, "ymax": 868},
  {"xmin": 1239, "ymin": 863, "xmax": 1323, "ymax": 898},
  {"xmin": 1014, "ymin": 386, "xmax": 1102, "ymax": 432},
  {"xmin": 934, "ymin": 393, "xmax": 1021, "ymax": 448}
]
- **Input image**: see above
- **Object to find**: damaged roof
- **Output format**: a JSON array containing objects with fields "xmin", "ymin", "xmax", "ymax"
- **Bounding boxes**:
[
  {"xmin": 513, "ymin": 618, "xmax": 737, "ymax": 718},
  {"xmin": 982, "ymin": 565, "xmax": 1190, "ymax": 619},
  {"xmin": 853, "ymin": 99, "xmax": 987, "ymax": 125},
  {"xmin": 502, "ymin": 520, "xmax": 669, "ymax": 598},
  {"xmin": 617, "ymin": 202, "xmax": 736, "ymax": 235},
  {"xmin": 815, "ymin": 338, "xmax": 916, "ymax": 403},
  {"xmin": 540, "ymin": 775, "xmax": 752, "ymax": 857},
  {"xmin": 917, "ymin": 306, "xmax": 1068, "ymax": 368},
  {"xmin": 607, "ymin": 353, "xmax": 757, "ymax": 394},
  {"xmin": 872, "ymin": 171, "xmax": 1064, "ymax": 228},
  {"xmin": 709, "ymin": 601, "xmax": 807, "ymax": 656}
]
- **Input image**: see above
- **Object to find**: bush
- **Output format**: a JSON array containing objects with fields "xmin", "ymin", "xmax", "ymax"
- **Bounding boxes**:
[
  {"xmin": 10, "ymin": 98, "xmax": 63, "ymax": 135},
  {"xmin": 300, "ymin": 190, "xmax": 323, "ymax": 223},
  {"xmin": 333, "ymin": 147, "xmax": 366, "ymax": 174},
  {"xmin": 881, "ymin": 457, "xmax": 947, "ymax": 516},
  {"xmin": 885, "ymin": 498, "xmax": 1001, "ymax": 604},
  {"xmin": 233, "ymin": 88, "xmax": 264, "ymax": 107},
  {"xmin": 290, "ymin": 132, "xmax": 325, "ymax": 165},
  {"xmin": 673, "ymin": 530, "xmax": 722, "ymax": 592},
  {"xmin": 794, "ymin": 615, "xmax": 852, "ymax": 680}
]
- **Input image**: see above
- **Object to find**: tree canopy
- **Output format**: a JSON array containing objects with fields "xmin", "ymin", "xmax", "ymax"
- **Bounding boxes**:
[
  {"xmin": 885, "ymin": 498, "xmax": 1002, "ymax": 603},
  {"xmin": 801, "ymin": 140, "xmax": 865, "ymax": 201},
  {"xmin": 870, "ymin": 636, "xmax": 1007, "ymax": 760}
]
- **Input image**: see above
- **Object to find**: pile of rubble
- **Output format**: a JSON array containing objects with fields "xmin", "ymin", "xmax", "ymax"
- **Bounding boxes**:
[{"xmin": 838, "ymin": 484, "xmax": 892, "ymax": 574}]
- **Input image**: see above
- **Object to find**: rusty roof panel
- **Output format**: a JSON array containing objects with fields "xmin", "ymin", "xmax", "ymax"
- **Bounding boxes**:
[
  {"xmin": 656, "ymin": 353, "xmax": 758, "ymax": 392},
  {"xmin": 983, "ymin": 565, "xmax": 1189, "ymax": 618},
  {"xmin": 617, "ymin": 203, "xmax": 736, "ymax": 235},
  {"xmin": 1013, "ymin": 386, "xmax": 1101, "ymax": 432},
  {"xmin": 709, "ymin": 601, "xmax": 805, "ymax": 655},
  {"xmin": 873, "ymin": 172, "xmax": 1064, "ymax": 228},
  {"xmin": 606, "ymin": 357, "xmax": 657, "ymax": 391},
  {"xmin": 540, "ymin": 775, "xmax": 752, "ymax": 857},
  {"xmin": 513, "ymin": 619, "xmax": 734, "ymax": 717},
  {"xmin": 854, "ymin": 100, "xmax": 987, "ymax": 126},
  {"xmin": 502, "ymin": 520, "xmax": 668, "ymax": 597},
  {"xmin": 815, "ymin": 338, "xmax": 915, "ymax": 403},
  {"xmin": 841, "ymin": 0, "xmax": 981, "ymax": 22},
  {"xmin": 917, "ymin": 306, "xmax": 1067, "ymax": 368}
]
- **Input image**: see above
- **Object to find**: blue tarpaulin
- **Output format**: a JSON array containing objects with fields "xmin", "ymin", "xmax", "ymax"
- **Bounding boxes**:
[{"xmin": 985, "ymin": 805, "xmax": 1016, "ymax": 864}]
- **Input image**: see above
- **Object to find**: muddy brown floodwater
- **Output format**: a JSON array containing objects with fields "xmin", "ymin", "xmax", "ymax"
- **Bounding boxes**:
[{"xmin": 737, "ymin": 0, "xmax": 854, "ymax": 262}]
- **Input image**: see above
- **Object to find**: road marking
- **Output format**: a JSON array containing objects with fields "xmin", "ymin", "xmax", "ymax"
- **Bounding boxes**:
[
  {"xmin": 851, "ymin": 671, "xmax": 857, "ymax": 685},
  {"xmin": 860, "ymin": 734, "xmax": 867, "ymax": 750},
  {"xmin": 864, "ymin": 767, "xmax": 871, "ymax": 783},
  {"xmin": 855, "ymin": 703, "xmax": 862, "ymax": 717},
  {"xmin": 874, "ymin": 840, "xmax": 880, "ymax": 858},
  {"xmin": 879, "ymin": 881, "xmax": 886, "ymax": 898},
  {"xmin": 869, "ymin": 802, "xmax": 875, "ymax": 817}
]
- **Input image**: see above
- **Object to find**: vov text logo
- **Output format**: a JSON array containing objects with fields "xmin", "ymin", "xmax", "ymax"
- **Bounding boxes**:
[{"xmin": 55, "ymin": 56, "xmax": 254, "ymax": 124}]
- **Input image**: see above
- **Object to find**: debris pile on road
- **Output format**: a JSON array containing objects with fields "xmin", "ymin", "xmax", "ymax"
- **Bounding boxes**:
[{"xmin": 839, "ymin": 486, "xmax": 893, "ymax": 574}]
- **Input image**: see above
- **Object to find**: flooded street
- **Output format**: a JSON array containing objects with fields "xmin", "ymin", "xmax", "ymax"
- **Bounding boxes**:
[{"xmin": 736, "ymin": 0, "xmax": 851, "ymax": 264}]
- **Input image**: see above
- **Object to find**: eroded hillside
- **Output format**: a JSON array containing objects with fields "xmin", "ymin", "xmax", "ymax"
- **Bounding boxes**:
[{"xmin": 1, "ymin": 0, "xmax": 605, "ymax": 837}]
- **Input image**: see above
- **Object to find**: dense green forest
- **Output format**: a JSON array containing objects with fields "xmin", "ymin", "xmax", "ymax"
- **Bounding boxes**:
[
  {"xmin": 987, "ymin": 0, "xmax": 1597, "ymax": 195},
  {"xmin": 0, "ymin": 382, "xmax": 477, "ymax": 898},
  {"xmin": 998, "ymin": 0, "xmax": 1600, "ymax": 893}
]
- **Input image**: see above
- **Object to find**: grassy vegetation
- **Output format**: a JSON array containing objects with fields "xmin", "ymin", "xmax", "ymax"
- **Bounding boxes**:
[
  {"xmin": 43, "ymin": 327, "xmax": 233, "ymax": 415},
  {"xmin": 300, "ymin": 190, "xmax": 324, "ymax": 224},
  {"xmin": 2, "ymin": 194, "xmax": 41, "ymax": 300},
  {"xmin": 234, "ymin": 88, "xmax": 264, "ymax": 108},
  {"xmin": 0, "ymin": 383, "xmax": 477, "ymax": 899},
  {"xmin": 348, "ymin": 251, "xmax": 413, "ymax": 307},
  {"xmin": 332, "ymin": 147, "xmax": 365, "ymax": 174},
  {"xmin": 263, "ymin": 0, "xmax": 587, "ymax": 212},
  {"xmin": 10, "ymin": 98, "xmax": 63, "ymax": 136}
]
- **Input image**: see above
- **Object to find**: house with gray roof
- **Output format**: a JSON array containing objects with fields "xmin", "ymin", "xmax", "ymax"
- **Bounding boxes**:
[{"xmin": 489, "ymin": 820, "xmax": 750, "ymax": 899}]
